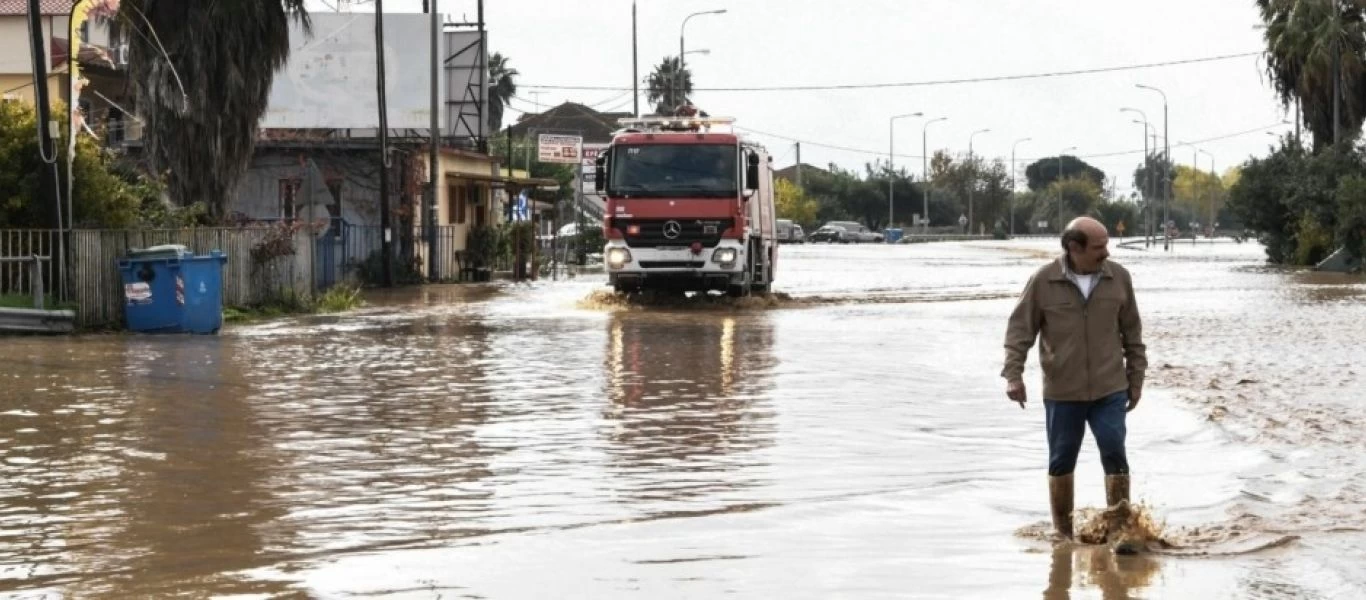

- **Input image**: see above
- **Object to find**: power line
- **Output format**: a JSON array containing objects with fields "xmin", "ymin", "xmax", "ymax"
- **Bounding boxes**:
[
  {"xmin": 738, "ymin": 122, "xmax": 1291, "ymax": 163},
  {"xmin": 523, "ymin": 51, "xmax": 1260, "ymax": 93}
]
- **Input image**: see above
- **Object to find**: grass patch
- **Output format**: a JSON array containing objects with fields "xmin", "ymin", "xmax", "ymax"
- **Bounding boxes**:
[
  {"xmin": 0, "ymin": 293, "xmax": 78, "ymax": 311},
  {"xmin": 223, "ymin": 284, "xmax": 366, "ymax": 324}
]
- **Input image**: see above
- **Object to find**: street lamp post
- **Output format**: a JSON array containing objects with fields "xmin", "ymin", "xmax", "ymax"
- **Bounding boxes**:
[
  {"xmin": 1137, "ymin": 84, "xmax": 1170, "ymax": 250},
  {"xmin": 889, "ymin": 111, "xmax": 923, "ymax": 232},
  {"xmin": 1011, "ymin": 137, "xmax": 1031, "ymax": 237},
  {"xmin": 922, "ymin": 117, "xmax": 947, "ymax": 233},
  {"xmin": 1057, "ymin": 146, "xmax": 1077, "ymax": 231},
  {"xmin": 1121, "ymin": 107, "xmax": 1153, "ymax": 247},
  {"xmin": 679, "ymin": 9, "xmax": 726, "ymax": 110},
  {"xmin": 968, "ymin": 128, "xmax": 990, "ymax": 235},
  {"xmin": 1198, "ymin": 148, "xmax": 1216, "ymax": 239}
]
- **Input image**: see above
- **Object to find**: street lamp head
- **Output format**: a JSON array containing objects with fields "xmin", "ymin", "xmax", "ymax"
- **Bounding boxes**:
[{"xmin": 710, "ymin": 9, "xmax": 728, "ymax": 14}]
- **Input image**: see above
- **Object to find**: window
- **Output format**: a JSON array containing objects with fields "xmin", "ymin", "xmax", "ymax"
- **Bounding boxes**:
[
  {"xmin": 447, "ymin": 184, "xmax": 467, "ymax": 224},
  {"xmin": 279, "ymin": 179, "xmax": 301, "ymax": 219},
  {"xmin": 609, "ymin": 144, "xmax": 738, "ymax": 198}
]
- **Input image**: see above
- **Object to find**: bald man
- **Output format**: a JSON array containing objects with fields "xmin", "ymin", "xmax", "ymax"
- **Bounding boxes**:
[{"xmin": 1002, "ymin": 217, "xmax": 1147, "ymax": 541}]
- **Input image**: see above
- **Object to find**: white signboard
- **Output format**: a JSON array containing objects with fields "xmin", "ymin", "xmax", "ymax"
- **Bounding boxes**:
[
  {"xmin": 580, "ymin": 143, "xmax": 609, "ymax": 192},
  {"xmin": 539, "ymin": 134, "xmax": 583, "ymax": 164},
  {"xmin": 263, "ymin": 13, "xmax": 439, "ymax": 129}
]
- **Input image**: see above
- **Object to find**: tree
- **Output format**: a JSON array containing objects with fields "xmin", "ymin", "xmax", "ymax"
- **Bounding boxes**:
[
  {"xmin": 1025, "ymin": 155, "xmax": 1105, "ymax": 191},
  {"xmin": 1336, "ymin": 174, "xmax": 1366, "ymax": 260},
  {"xmin": 1227, "ymin": 140, "xmax": 1366, "ymax": 264},
  {"xmin": 1172, "ymin": 165, "xmax": 1226, "ymax": 226},
  {"xmin": 775, "ymin": 178, "xmax": 819, "ymax": 226},
  {"xmin": 646, "ymin": 57, "xmax": 691, "ymax": 115},
  {"xmin": 1040, "ymin": 177, "xmax": 1104, "ymax": 230},
  {"xmin": 121, "ymin": 0, "xmax": 310, "ymax": 220},
  {"xmin": 488, "ymin": 52, "xmax": 519, "ymax": 132},
  {"xmin": 1258, "ymin": 0, "xmax": 1366, "ymax": 150},
  {"xmin": 0, "ymin": 100, "xmax": 179, "ymax": 229}
]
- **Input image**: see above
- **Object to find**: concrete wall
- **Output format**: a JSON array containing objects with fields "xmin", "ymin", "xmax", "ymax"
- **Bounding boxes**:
[{"xmin": 233, "ymin": 152, "xmax": 392, "ymax": 227}]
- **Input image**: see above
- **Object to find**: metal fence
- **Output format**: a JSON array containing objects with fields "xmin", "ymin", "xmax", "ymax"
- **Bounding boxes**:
[
  {"xmin": 2, "ymin": 227, "xmax": 317, "ymax": 327},
  {"xmin": 1, "ymin": 230, "xmax": 61, "ymax": 302}
]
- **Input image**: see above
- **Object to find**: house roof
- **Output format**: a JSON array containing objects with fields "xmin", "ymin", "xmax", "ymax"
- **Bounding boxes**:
[
  {"xmin": 0, "ymin": 0, "xmax": 71, "ymax": 16},
  {"xmin": 508, "ymin": 102, "xmax": 632, "ymax": 144},
  {"xmin": 773, "ymin": 163, "xmax": 829, "ymax": 183}
]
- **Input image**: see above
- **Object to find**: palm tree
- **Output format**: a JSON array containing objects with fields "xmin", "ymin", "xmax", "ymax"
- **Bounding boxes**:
[
  {"xmin": 488, "ymin": 52, "xmax": 519, "ymax": 131},
  {"xmin": 120, "ymin": 0, "xmax": 309, "ymax": 220},
  {"xmin": 646, "ymin": 57, "xmax": 692, "ymax": 115},
  {"xmin": 1258, "ymin": 0, "xmax": 1366, "ymax": 150}
]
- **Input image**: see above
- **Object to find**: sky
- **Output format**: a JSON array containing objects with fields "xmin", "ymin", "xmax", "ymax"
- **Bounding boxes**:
[{"xmin": 307, "ymin": 0, "xmax": 1294, "ymax": 197}]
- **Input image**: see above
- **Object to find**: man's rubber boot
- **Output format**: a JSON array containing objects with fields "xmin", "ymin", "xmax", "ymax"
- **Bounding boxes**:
[
  {"xmin": 1105, "ymin": 474, "xmax": 1130, "ymax": 508},
  {"xmin": 1105, "ymin": 474, "xmax": 1141, "ymax": 555},
  {"xmin": 1049, "ymin": 474, "xmax": 1074, "ymax": 541}
]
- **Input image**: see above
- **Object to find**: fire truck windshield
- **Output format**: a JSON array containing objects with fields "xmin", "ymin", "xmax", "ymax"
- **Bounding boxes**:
[{"xmin": 609, "ymin": 144, "xmax": 738, "ymax": 198}]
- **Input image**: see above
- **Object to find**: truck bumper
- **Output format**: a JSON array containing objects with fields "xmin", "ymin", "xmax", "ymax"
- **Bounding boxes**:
[{"xmin": 606, "ymin": 240, "xmax": 746, "ymax": 291}]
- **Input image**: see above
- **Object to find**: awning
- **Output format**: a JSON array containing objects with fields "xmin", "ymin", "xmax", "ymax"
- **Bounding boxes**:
[{"xmin": 445, "ymin": 171, "xmax": 559, "ymax": 190}]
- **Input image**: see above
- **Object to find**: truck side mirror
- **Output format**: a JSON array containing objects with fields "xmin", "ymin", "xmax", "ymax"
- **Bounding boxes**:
[
  {"xmin": 594, "ymin": 154, "xmax": 607, "ymax": 193},
  {"xmin": 745, "ymin": 152, "xmax": 760, "ymax": 193}
]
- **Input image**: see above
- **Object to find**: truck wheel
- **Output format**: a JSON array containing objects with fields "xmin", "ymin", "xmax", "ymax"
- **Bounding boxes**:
[{"xmin": 726, "ymin": 284, "xmax": 747, "ymax": 298}]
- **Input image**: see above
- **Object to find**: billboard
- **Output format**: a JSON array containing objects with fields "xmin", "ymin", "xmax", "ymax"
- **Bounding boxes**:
[
  {"xmin": 539, "ymin": 134, "xmax": 582, "ymax": 164},
  {"xmin": 444, "ymin": 30, "xmax": 489, "ymax": 140},
  {"xmin": 262, "ymin": 13, "xmax": 440, "ymax": 129},
  {"xmin": 580, "ymin": 143, "xmax": 608, "ymax": 193}
]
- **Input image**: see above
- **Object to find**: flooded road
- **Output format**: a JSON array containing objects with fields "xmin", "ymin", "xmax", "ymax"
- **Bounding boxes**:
[{"xmin": 2, "ymin": 239, "xmax": 1363, "ymax": 598}]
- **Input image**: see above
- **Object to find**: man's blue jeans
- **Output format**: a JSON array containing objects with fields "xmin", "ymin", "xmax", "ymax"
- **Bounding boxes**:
[{"xmin": 1044, "ymin": 390, "xmax": 1129, "ymax": 476}]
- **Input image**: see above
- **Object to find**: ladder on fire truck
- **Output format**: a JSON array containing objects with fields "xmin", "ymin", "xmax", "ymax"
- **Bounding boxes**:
[{"xmin": 615, "ymin": 116, "xmax": 736, "ymax": 133}]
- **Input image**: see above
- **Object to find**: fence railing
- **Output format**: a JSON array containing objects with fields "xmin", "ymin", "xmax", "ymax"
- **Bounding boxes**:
[{"xmin": 2, "ymin": 227, "xmax": 318, "ymax": 327}]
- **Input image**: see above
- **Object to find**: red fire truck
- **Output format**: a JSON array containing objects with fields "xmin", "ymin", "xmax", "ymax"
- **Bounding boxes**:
[{"xmin": 593, "ymin": 116, "xmax": 777, "ymax": 296}]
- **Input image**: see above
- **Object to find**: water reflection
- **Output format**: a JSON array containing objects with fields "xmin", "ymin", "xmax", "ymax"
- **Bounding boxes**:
[
  {"xmin": 98, "ymin": 339, "xmax": 292, "ymax": 598},
  {"xmin": 602, "ymin": 312, "xmax": 777, "ymax": 506},
  {"xmin": 1044, "ymin": 545, "xmax": 1163, "ymax": 600}
]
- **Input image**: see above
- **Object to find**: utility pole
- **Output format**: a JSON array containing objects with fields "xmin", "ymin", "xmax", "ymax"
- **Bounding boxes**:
[
  {"xmin": 632, "ymin": 1, "xmax": 639, "ymax": 117},
  {"xmin": 922, "ymin": 117, "xmax": 946, "ymax": 233},
  {"xmin": 968, "ymin": 128, "xmax": 990, "ymax": 235},
  {"xmin": 795, "ymin": 142, "xmax": 803, "ymax": 190},
  {"xmin": 377, "ymin": 0, "xmax": 393, "ymax": 286},
  {"xmin": 25, "ymin": 0, "xmax": 61, "ymax": 235},
  {"xmin": 1011, "ymin": 137, "xmax": 1031, "ymax": 237},
  {"xmin": 426, "ymin": 0, "xmax": 440, "ymax": 281}
]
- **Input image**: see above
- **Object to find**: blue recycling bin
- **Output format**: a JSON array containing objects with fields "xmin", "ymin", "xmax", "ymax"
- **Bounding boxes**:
[
  {"xmin": 117, "ymin": 245, "xmax": 228, "ymax": 334},
  {"xmin": 883, "ymin": 228, "xmax": 904, "ymax": 243}
]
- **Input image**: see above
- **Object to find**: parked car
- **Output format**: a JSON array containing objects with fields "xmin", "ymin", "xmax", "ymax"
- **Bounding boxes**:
[
  {"xmin": 776, "ymin": 219, "xmax": 806, "ymax": 244},
  {"xmin": 821, "ymin": 221, "xmax": 882, "ymax": 243},
  {"xmin": 808, "ymin": 224, "xmax": 848, "ymax": 243},
  {"xmin": 793, "ymin": 224, "xmax": 806, "ymax": 243}
]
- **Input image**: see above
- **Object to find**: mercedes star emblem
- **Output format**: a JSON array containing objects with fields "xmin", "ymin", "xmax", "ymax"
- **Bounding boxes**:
[{"xmin": 663, "ymin": 221, "xmax": 683, "ymax": 239}]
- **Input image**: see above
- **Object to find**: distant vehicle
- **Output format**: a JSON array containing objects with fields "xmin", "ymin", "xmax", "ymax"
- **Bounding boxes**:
[
  {"xmin": 793, "ymin": 224, "xmax": 805, "ymax": 243},
  {"xmin": 816, "ymin": 221, "xmax": 881, "ymax": 243},
  {"xmin": 776, "ymin": 219, "xmax": 806, "ymax": 244},
  {"xmin": 808, "ymin": 224, "xmax": 847, "ymax": 243},
  {"xmin": 597, "ymin": 114, "xmax": 777, "ymax": 296}
]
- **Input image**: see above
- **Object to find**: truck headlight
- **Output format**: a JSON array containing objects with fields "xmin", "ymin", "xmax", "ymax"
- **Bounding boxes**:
[
  {"xmin": 606, "ymin": 247, "xmax": 631, "ymax": 269},
  {"xmin": 711, "ymin": 248, "xmax": 738, "ymax": 264}
]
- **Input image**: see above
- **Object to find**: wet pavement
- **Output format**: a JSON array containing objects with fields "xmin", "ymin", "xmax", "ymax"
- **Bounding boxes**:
[{"xmin": 2, "ymin": 239, "xmax": 1363, "ymax": 599}]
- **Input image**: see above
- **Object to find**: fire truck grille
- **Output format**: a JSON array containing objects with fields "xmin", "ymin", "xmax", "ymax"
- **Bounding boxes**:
[{"xmin": 613, "ymin": 219, "xmax": 733, "ymax": 248}]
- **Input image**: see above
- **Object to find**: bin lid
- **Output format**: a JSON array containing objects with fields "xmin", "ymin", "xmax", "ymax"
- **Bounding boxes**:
[{"xmin": 126, "ymin": 244, "xmax": 191, "ymax": 260}]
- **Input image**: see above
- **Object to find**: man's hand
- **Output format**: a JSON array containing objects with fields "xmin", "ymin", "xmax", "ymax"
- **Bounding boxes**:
[
  {"xmin": 1006, "ymin": 379, "xmax": 1027, "ymax": 409},
  {"xmin": 1127, "ymin": 387, "xmax": 1142, "ymax": 412}
]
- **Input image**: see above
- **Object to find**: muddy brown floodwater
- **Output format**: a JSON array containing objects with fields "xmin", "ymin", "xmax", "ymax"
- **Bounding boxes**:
[{"xmin": 2, "ymin": 239, "xmax": 1362, "ymax": 598}]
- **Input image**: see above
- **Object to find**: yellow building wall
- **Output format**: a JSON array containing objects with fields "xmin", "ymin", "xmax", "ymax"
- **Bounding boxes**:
[{"xmin": 0, "ymin": 73, "xmax": 67, "ymax": 107}]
